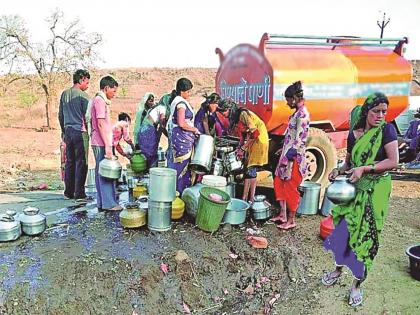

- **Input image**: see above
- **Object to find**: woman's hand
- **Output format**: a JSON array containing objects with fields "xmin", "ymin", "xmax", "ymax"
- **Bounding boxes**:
[
  {"xmin": 235, "ymin": 148, "xmax": 245, "ymax": 160},
  {"xmin": 328, "ymin": 168, "xmax": 340, "ymax": 181},
  {"xmin": 346, "ymin": 166, "xmax": 366, "ymax": 183},
  {"xmin": 193, "ymin": 127, "xmax": 201, "ymax": 135}
]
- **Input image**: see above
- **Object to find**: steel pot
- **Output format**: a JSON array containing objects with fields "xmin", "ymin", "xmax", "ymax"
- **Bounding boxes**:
[
  {"xmin": 297, "ymin": 181, "xmax": 321, "ymax": 215},
  {"xmin": 138, "ymin": 196, "xmax": 149, "ymax": 211},
  {"xmin": 251, "ymin": 195, "xmax": 272, "ymax": 220},
  {"xmin": 191, "ymin": 135, "xmax": 215, "ymax": 173},
  {"xmin": 19, "ymin": 207, "xmax": 46, "ymax": 236},
  {"xmin": 212, "ymin": 159, "xmax": 224, "ymax": 176},
  {"xmin": 148, "ymin": 200, "xmax": 172, "ymax": 232},
  {"xmin": 225, "ymin": 152, "xmax": 242, "ymax": 172},
  {"xmin": 0, "ymin": 214, "xmax": 22, "ymax": 242},
  {"xmin": 223, "ymin": 198, "xmax": 249, "ymax": 225},
  {"xmin": 181, "ymin": 184, "xmax": 204, "ymax": 217},
  {"xmin": 99, "ymin": 156, "xmax": 122, "ymax": 179},
  {"xmin": 225, "ymin": 182, "xmax": 236, "ymax": 198},
  {"xmin": 149, "ymin": 167, "xmax": 176, "ymax": 202},
  {"xmin": 320, "ymin": 194, "xmax": 337, "ymax": 216},
  {"xmin": 326, "ymin": 176, "xmax": 356, "ymax": 205}
]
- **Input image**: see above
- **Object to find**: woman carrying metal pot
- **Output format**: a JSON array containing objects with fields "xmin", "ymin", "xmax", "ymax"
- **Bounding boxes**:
[
  {"xmin": 228, "ymin": 101, "xmax": 269, "ymax": 203},
  {"xmin": 272, "ymin": 81, "xmax": 310, "ymax": 230},
  {"xmin": 322, "ymin": 92, "xmax": 398, "ymax": 307},
  {"xmin": 167, "ymin": 78, "xmax": 200, "ymax": 193}
]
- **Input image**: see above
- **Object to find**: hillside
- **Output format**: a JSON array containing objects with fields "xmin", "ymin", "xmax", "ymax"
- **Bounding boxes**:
[
  {"xmin": 0, "ymin": 68, "xmax": 217, "ymax": 129},
  {"xmin": 0, "ymin": 61, "xmax": 419, "ymax": 129}
]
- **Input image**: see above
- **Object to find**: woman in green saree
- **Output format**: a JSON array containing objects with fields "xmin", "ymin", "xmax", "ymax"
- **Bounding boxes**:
[{"xmin": 321, "ymin": 92, "xmax": 399, "ymax": 307}]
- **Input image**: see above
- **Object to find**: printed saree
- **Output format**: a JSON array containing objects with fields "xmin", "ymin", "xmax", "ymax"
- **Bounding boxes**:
[{"xmin": 325, "ymin": 121, "xmax": 391, "ymax": 278}]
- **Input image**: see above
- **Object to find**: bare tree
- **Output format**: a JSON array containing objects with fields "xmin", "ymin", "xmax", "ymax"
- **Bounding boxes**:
[
  {"xmin": 0, "ymin": 15, "xmax": 26, "ymax": 96},
  {"xmin": 0, "ymin": 10, "xmax": 102, "ymax": 128}
]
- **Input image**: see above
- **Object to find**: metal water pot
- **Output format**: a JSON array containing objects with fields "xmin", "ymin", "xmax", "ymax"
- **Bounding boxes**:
[
  {"xmin": 149, "ymin": 167, "xmax": 177, "ymax": 202},
  {"xmin": 223, "ymin": 198, "xmax": 249, "ymax": 225},
  {"xmin": 119, "ymin": 202, "xmax": 146, "ymax": 228},
  {"xmin": 212, "ymin": 159, "xmax": 224, "ymax": 176},
  {"xmin": 326, "ymin": 176, "xmax": 356, "ymax": 205},
  {"xmin": 0, "ymin": 214, "xmax": 21, "ymax": 242},
  {"xmin": 320, "ymin": 194, "xmax": 337, "ymax": 216},
  {"xmin": 191, "ymin": 135, "xmax": 215, "ymax": 173},
  {"xmin": 251, "ymin": 195, "xmax": 272, "ymax": 220},
  {"xmin": 181, "ymin": 183, "xmax": 204, "ymax": 217},
  {"xmin": 19, "ymin": 207, "xmax": 46, "ymax": 236},
  {"xmin": 99, "ymin": 156, "xmax": 122, "ymax": 179},
  {"xmin": 225, "ymin": 152, "xmax": 242, "ymax": 172}
]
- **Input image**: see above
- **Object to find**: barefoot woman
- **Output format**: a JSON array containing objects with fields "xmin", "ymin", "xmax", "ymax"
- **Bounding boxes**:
[{"xmin": 272, "ymin": 81, "xmax": 310, "ymax": 230}]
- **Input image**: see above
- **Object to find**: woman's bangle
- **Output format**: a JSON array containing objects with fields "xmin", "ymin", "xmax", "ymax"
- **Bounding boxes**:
[{"xmin": 368, "ymin": 164, "xmax": 375, "ymax": 174}]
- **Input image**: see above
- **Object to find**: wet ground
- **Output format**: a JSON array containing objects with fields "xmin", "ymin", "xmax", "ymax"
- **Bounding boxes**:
[{"xmin": 1, "ymin": 172, "xmax": 420, "ymax": 315}]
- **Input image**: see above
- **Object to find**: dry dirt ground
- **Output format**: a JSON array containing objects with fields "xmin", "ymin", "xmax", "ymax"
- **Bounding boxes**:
[{"xmin": 0, "ymin": 128, "xmax": 419, "ymax": 315}]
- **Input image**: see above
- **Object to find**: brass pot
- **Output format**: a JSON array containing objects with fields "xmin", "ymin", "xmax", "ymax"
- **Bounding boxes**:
[{"xmin": 119, "ymin": 202, "xmax": 146, "ymax": 229}]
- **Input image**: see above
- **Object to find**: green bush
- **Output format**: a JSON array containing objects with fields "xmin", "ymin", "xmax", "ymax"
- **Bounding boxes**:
[{"xmin": 18, "ymin": 91, "xmax": 39, "ymax": 108}]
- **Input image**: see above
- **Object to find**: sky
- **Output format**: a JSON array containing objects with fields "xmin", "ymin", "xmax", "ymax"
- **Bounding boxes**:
[{"xmin": 3, "ymin": 0, "xmax": 420, "ymax": 69}]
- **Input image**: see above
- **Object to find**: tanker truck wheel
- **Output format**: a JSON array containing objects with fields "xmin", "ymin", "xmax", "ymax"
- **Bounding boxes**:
[{"xmin": 305, "ymin": 128, "xmax": 337, "ymax": 188}]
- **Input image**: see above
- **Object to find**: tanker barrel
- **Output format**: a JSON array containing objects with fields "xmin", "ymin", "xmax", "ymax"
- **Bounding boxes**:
[
  {"xmin": 268, "ymin": 34, "xmax": 406, "ymax": 42},
  {"xmin": 266, "ymin": 41, "xmax": 397, "ymax": 47},
  {"xmin": 267, "ymin": 34, "xmax": 407, "ymax": 49}
]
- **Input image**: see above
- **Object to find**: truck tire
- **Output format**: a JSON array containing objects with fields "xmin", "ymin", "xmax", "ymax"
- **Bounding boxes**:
[{"xmin": 305, "ymin": 128, "xmax": 337, "ymax": 188}]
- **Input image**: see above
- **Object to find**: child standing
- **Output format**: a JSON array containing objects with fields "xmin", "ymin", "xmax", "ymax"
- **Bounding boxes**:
[{"xmin": 112, "ymin": 112, "xmax": 135, "ymax": 159}]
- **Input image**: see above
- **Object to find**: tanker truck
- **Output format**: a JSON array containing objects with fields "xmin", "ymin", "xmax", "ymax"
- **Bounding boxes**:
[{"xmin": 215, "ymin": 33, "xmax": 412, "ymax": 187}]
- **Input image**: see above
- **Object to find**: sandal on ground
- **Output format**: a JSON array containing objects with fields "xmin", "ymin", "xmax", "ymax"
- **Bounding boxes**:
[
  {"xmin": 348, "ymin": 288, "xmax": 363, "ymax": 307},
  {"xmin": 321, "ymin": 271, "xmax": 342, "ymax": 286}
]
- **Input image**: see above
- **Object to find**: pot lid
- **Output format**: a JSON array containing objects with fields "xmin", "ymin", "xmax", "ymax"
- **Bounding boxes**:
[
  {"xmin": 20, "ymin": 207, "xmax": 46, "ymax": 225},
  {"xmin": 0, "ymin": 214, "xmax": 20, "ymax": 231},
  {"xmin": 253, "ymin": 195, "xmax": 266, "ymax": 202},
  {"xmin": 125, "ymin": 202, "xmax": 139, "ymax": 209}
]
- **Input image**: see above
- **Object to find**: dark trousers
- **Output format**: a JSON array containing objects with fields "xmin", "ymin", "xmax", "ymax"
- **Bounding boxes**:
[{"xmin": 64, "ymin": 127, "xmax": 87, "ymax": 198}]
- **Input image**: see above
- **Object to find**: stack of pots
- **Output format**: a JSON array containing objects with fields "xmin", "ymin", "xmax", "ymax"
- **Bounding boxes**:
[{"xmin": 148, "ymin": 167, "xmax": 176, "ymax": 231}]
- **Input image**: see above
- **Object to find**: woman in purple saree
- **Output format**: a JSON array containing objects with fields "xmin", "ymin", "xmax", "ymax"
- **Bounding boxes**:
[{"xmin": 167, "ymin": 78, "xmax": 200, "ymax": 193}]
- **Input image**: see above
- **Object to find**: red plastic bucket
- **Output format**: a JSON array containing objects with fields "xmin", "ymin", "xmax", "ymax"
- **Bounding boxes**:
[{"xmin": 320, "ymin": 215, "xmax": 334, "ymax": 240}]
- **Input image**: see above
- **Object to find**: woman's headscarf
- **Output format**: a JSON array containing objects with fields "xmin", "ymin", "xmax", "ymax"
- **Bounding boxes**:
[
  {"xmin": 134, "ymin": 92, "xmax": 154, "ymax": 145},
  {"xmin": 352, "ymin": 92, "xmax": 389, "ymax": 130}
]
